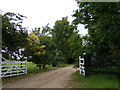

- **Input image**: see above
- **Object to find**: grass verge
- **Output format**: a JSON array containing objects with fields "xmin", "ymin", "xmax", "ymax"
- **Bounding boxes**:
[
  {"xmin": 2, "ymin": 62, "xmax": 72, "ymax": 85},
  {"xmin": 70, "ymin": 71, "xmax": 119, "ymax": 88}
]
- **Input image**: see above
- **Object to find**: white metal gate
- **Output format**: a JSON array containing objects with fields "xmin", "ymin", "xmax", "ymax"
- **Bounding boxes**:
[
  {"xmin": 0, "ymin": 57, "xmax": 27, "ymax": 78},
  {"xmin": 79, "ymin": 56, "xmax": 85, "ymax": 76}
]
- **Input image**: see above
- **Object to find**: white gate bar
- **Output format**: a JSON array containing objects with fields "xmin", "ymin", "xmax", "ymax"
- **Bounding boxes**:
[
  {"xmin": 2, "ymin": 61, "xmax": 26, "ymax": 64},
  {"xmin": 1, "ymin": 57, "xmax": 27, "ymax": 77}
]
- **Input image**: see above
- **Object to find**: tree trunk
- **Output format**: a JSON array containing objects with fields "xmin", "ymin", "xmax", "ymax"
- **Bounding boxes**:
[
  {"xmin": 39, "ymin": 64, "xmax": 41, "ymax": 70},
  {"xmin": 52, "ymin": 62, "xmax": 56, "ymax": 67},
  {"xmin": 42, "ymin": 65, "xmax": 46, "ymax": 69}
]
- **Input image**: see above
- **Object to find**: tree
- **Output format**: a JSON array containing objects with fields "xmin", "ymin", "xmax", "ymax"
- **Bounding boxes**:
[
  {"xmin": 68, "ymin": 32, "xmax": 83, "ymax": 67},
  {"xmin": 73, "ymin": 2, "xmax": 120, "ymax": 57},
  {"xmin": 2, "ymin": 12, "xmax": 28, "ymax": 60},
  {"xmin": 38, "ymin": 35, "xmax": 56, "ymax": 68},
  {"xmin": 25, "ymin": 31, "xmax": 46, "ymax": 69},
  {"xmin": 26, "ymin": 24, "xmax": 57, "ymax": 69},
  {"xmin": 38, "ymin": 25, "xmax": 57, "ymax": 68},
  {"xmin": 52, "ymin": 17, "xmax": 74, "ymax": 63}
]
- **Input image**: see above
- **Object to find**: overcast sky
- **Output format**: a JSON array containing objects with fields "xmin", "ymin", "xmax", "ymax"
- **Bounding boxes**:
[{"xmin": 0, "ymin": 0, "xmax": 88, "ymax": 35}]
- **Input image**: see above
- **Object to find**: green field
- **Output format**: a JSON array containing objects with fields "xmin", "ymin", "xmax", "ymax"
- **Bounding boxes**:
[
  {"xmin": 70, "ymin": 71, "xmax": 119, "ymax": 88},
  {"xmin": 27, "ymin": 62, "xmax": 72, "ymax": 74},
  {"xmin": 2, "ymin": 62, "xmax": 72, "ymax": 85}
]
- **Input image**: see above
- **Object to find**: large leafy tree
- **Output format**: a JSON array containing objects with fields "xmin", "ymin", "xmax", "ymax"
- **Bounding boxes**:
[
  {"xmin": 26, "ymin": 25, "xmax": 56, "ymax": 69},
  {"xmin": 38, "ymin": 35, "xmax": 56, "ymax": 68},
  {"xmin": 40, "ymin": 25, "xmax": 57, "ymax": 67},
  {"xmin": 2, "ymin": 12, "xmax": 28, "ymax": 60},
  {"xmin": 73, "ymin": 2, "xmax": 120, "ymax": 57},
  {"xmin": 52, "ymin": 17, "xmax": 74, "ymax": 63},
  {"xmin": 68, "ymin": 32, "xmax": 83, "ymax": 67},
  {"xmin": 25, "ymin": 31, "xmax": 46, "ymax": 69}
]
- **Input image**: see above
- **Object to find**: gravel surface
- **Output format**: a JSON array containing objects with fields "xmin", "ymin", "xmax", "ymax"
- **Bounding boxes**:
[{"xmin": 3, "ymin": 65, "xmax": 77, "ymax": 88}]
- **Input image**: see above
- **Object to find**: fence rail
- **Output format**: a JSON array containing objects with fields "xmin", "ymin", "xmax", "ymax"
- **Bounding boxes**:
[
  {"xmin": 79, "ymin": 55, "xmax": 120, "ymax": 77},
  {"xmin": 0, "ymin": 57, "xmax": 27, "ymax": 78},
  {"xmin": 83, "ymin": 55, "xmax": 120, "ymax": 76}
]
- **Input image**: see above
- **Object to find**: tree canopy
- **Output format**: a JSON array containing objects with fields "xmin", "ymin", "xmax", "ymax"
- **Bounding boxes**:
[
  {"xmin": 52, "ymin": 17, "xmax": 75, "ymax": 63},
  {"xmin": 2, "ymin": 12, "xmax": 28, "ymax": 60},
  {"xmin": 73, "ymin": 2, "xmax": 120, "ymax": 57},
  {"xmin": 2, "ymin": 2, "xmax": 120, "ymax": 69}
]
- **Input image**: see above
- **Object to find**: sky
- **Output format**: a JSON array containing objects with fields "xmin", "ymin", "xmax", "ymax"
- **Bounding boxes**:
[{"xmin": 0, "ymin": 0, "xmax": 88, "ymax": 35}]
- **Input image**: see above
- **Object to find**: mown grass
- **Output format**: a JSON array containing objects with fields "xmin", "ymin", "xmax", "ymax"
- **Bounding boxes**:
[
  {"xmin": 70, "ymin": 71, "xmax": 119, "ymax": 88},
  {"xmin": 2, "ymin": 62, "xmax": 72, "ymax": 85}
]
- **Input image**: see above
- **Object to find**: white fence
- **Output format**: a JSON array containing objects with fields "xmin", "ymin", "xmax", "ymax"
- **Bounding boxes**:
[
  {"xmin": 0, "ymin": 57, "xmax": 27, "ymax": 78},
  {"xmin": 79, "ymin": 56, "xmax": 85, "ymax": 76}
]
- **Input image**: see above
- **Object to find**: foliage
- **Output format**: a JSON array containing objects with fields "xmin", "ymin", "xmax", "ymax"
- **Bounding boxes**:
[
  {"xmin": 2, "ymin": 11, "xmax": 84, "ymax": 68},
  {"xmin": 2, "ymin": 12, "xmax": 28, "ymax": 60},
  {"xmin": 73, "ymin": 2, "xmax": 120, "ymax": 57},
  {"xmin": 26, "ymin": 25, "xmax": 57, "ymax": 69},
  {"xmin": 25, "ymin": 31, "xmax": 46, "ymax": 69},
  {"xmin": 52, "ymin": 17, "xmax": 74, "ymax": 64},
  {"xmin": 68, "ymin": 32, "xmax": 83, "ymax": 67},
  {"xmin": 38, "ymin": 35, "xmax": 56, "ymax": 68}
]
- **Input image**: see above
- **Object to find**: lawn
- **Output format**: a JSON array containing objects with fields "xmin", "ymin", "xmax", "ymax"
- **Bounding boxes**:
[
  {"xmin": 2, "ymin": 62, "xmax": 72, "ymax": 85},
  {"xmin": 70, "ymin": 71, "xmax": 119, "ymax": 88}
]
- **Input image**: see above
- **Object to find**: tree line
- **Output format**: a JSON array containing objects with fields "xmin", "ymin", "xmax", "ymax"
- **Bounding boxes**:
[{"xmin": 1, "ymin": 1, "xmax": 120, "ymax": 69}]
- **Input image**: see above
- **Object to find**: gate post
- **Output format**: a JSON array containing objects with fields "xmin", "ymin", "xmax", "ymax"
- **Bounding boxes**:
[
  {"xmin": 84, "ymin": 54, "xmax": 91, "ymax": 76},
  {"xmin": 0, "ymin": 54, "xmax": 1, "ymax": 78},
  {"xmin": 79, "ymin": 56, "xmax": 81, "ymax": 75},
  {"xmin": 25, "ymin": 60, "xmax": 27, "ymax": 74},
  {"xmin": 0, "ymin": 54, "xmax": 2, "ymax": 89},
  {"xmin": 84, "ymin": 55, "xmax": 87, "ymax": 76}
]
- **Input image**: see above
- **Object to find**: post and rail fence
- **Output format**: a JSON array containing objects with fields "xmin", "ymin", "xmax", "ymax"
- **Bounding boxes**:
[{"xmin": 79, "ymin": 55, "xmax": 120, "ymax": 77}]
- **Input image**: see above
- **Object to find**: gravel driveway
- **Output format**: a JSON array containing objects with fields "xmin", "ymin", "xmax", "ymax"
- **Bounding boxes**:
[{"xmin": 3, "ymin": 65, "xmax": 77, "ymax": 88}]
